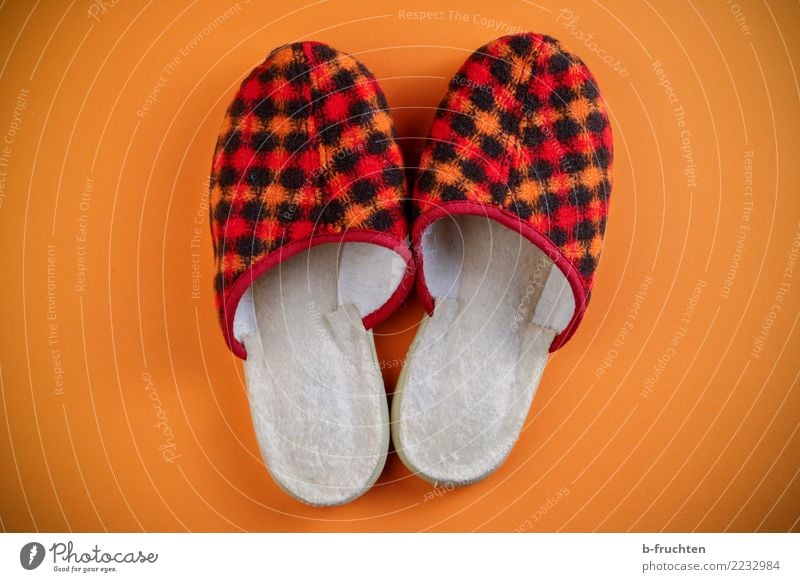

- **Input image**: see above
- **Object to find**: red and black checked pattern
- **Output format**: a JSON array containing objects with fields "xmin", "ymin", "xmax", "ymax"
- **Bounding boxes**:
[
  {"xmin": 413, "ymin": 32, "xmax": 613, "ymax": 297},
  {"xmin": 209, "ymin": 41, "xmax": 409, "ymax": 343}
]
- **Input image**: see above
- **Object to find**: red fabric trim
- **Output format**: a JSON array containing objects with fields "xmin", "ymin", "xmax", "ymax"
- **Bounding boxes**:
[
  {"xmin": 411, "ymin": 201, "xmax": 588, "ymax": 352},
  {"xmin": 222, "ymin": 229, "xmax": 415, "ymax": 359}
]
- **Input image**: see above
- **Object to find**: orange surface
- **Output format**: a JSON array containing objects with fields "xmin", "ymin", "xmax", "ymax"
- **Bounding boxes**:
[{"xmin": 1, "ymin": 0, "xmax": 799, "ymax": 532}]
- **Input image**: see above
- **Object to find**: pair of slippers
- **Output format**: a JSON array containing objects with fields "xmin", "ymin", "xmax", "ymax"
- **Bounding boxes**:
[{"xmin": 208, "ymin": 33, "xmax": 613, "ymax": 506}]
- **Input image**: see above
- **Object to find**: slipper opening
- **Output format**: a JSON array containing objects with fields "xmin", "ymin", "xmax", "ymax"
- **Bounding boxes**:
[
  {"xmin": 233, "ymin": 241, "xmax": 409, "ymax": 345},
  {"xmin": 420, "ymin": 214, "xmax": 576, "ymax": 335}
]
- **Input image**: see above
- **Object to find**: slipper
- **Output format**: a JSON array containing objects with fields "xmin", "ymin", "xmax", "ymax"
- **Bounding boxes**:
[
  {"xmin": 392, "ymin": 33, "xmax": 613, "ymax": 486},
  {"xmin": 208, "ymin": 41, "xmax": 414, "ymax": 506}
]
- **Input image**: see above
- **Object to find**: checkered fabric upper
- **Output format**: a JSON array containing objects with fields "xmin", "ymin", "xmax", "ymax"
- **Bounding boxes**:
[
  {"xmin": 413, "ymin": 33, "xmax": 613, "ymax": 347},
  {"xmin": 209, "ymin": 41, "xmax": 410, "ymax": 357}
]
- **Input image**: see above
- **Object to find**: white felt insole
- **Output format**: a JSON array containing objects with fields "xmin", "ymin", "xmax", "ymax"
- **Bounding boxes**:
[
  {"xmin": 392, "ymin": 215, "xmax": 574, "ymax": 485},
  {"xmin": 237, "ymin": 243, "xmax": 403, "ymax": 506}
]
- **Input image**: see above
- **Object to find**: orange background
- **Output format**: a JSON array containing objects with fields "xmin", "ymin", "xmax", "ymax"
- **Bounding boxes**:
[{"xmin": 1, "ymin": 0, "xmax": 799, "ymax": 532}]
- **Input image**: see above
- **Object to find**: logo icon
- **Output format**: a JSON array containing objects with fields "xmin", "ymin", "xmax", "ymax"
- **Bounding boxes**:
[{"xmin": 20, "ymin": 542, "xmax": 45, "ymax": 570}]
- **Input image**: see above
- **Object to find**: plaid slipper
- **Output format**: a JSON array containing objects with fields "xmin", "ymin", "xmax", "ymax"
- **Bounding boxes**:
[
  {"xmin": 209, "ymin": 41, "xmax": 414, "ymax": 505},
  {"xmin": 392, "ymin": 33, "xmax": 613, "ymax": 485}
]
